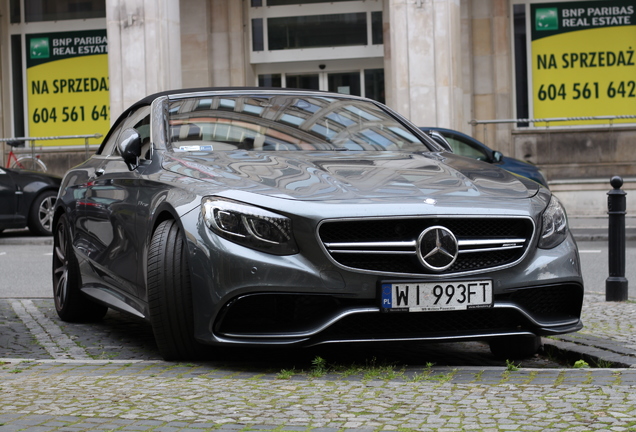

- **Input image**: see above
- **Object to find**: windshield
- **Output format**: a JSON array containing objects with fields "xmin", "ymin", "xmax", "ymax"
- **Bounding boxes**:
[{"xmin": 167, "ymin": 94, "xmax": 430, "ymax": 152}]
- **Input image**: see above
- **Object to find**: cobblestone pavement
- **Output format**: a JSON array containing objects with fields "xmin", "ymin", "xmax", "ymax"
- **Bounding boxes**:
[
  {"xmin": 1, "ymin": 360, "xmax": 636, "ymax": 431},
  {"xmin": 1, "ymin": 290, "xmax": 636, "ymax": 431}
]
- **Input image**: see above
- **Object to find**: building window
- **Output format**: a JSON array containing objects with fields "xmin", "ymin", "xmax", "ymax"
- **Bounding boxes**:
[
  {"xmin": 371, "ymin": 11, "xmax": 383, "ymax": 45},
  {"xmin": 365, "ymin": 69, "xmax": 385, "ymax": 104},
  {"xmin": 249, "ymin": 0, "xmax": 383, "ymax": 63},
  {"xmin": 328, "ymin": 72, "xmax": 361, "ymax": 96},
  {"xmin": 257, "ymin": 68, "xmax": 384, "ymax": 104},
  {"xmin": 25, "ymin": 0, "xmax": 105, "ymax": 23},
  {"xmin": 513, "ymin": 4, "xmax": 529, "ymax": 127},
  {"xmin": 10, "ymin": 0, "xmax": 21, "ymax": 23},
  {"xmin": 11, "ymin": 35, "xmax": 25, "ymax": 137},
  {"xmin": 259, "ymin": 74, "xmax": 282, "ymax": 87},
  {"xmin": 265, "ymin": 0, "xmax": 351, "ymax": 5},
  {"xmin": 268, "ymin": 13, "xmax": 367, "ymax": 50},
  {"xmin": 286, "ymin": 74, "xmax": 320, "ymax": 90},
  {"xmin": 252, "ymin": 18, "xmax": 264, "ymax": 51}
]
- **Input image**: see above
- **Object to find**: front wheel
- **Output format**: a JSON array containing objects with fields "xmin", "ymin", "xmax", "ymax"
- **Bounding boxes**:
[
  {"xmin": 489, "ymin": 335, "xmax": 542, "ymax": 359},
  {"xmin": 52, "ymin": 214, "xmax": 108, "ymax": 322},
  {"xmin": 28, "ymin": 190, "xmax": 57, "ymax": 235},
  {"xmin": 148, "ymin": 220, "xmax": 204, "ymax": 361}
]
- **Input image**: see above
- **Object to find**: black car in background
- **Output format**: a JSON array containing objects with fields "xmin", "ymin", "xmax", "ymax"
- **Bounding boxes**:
[
  {"xmin": 0, "ymin": 167, "xmax": 61, "ymax": 235},
  {"xmin": 421, "ymin": 127, "xmax": 549, "ymax": 188}
]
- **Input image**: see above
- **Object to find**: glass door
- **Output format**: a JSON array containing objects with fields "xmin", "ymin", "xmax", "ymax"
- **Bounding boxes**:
[
  {"xmin": 327, "ymin": 72, "xmax": 361, "ymax": 96},
  {"xmin": 257, "ymin": 67, "xmax": 384, "ymax": 103},
  {"xmin": 286, "ymin": 74, "xmax": 320, "ymax": 90}
]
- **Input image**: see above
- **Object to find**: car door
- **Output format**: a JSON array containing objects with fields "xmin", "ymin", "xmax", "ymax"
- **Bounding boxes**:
[
  {"xmin": 0, "ymin": 168, "xmax": 18, "ymax": 228},
  {"xmin": 77, "ymin": 106, "xmax": 151, "ymax": 299}
]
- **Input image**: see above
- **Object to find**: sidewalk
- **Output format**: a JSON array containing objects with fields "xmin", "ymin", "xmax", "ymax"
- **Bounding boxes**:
[{"xmin": 1, "ymin": 295, "xmax": 636, "ymax": 432}]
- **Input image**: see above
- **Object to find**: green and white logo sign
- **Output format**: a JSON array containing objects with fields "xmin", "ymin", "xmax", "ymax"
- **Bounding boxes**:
[
  {"xmin": 30, "ymin": 38, "xmax": 50, "ymax": 59},
  {"xmin": 536, "ymin": 8, "xmax": 559, "ymax": 31}
]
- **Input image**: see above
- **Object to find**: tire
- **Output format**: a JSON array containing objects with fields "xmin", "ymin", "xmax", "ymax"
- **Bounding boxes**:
[
  {"xmin": 52, "ymin": 214, "xmax": 108, "ymax": 322},
  {"xmin": 489, "ymin": 335, "xmax": 542, "ymax": 359},
  {"xmin": 28, "ymin": 190, "xmax": 57, "ymax": 236},
  {"xmin": 12, "ymin": 156, "xmax": 47, "ymax": 172},
  {"xmin": 148, "ymin": 219, "xmax": 204, "ymax": 361}
]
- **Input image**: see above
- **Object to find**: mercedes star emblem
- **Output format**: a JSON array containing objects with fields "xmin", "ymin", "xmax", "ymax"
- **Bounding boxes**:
[{"xmin": 417, "ymin": 226, "xmax": 459, "ymax": 271}]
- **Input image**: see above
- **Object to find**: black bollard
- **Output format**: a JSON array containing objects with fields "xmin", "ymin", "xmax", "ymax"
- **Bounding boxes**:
[{"xmin": 606, "ymin": 176, "xmax": 628, "ymax": 301}]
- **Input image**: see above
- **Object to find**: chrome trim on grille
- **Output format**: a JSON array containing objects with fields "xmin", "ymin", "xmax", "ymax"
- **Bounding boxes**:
[
  {"xmin": 317, "ymin": 215, "xmax": 536, "ymax": 278},
  {"xmin": 324, "ymin": 241, "xmax": 416, "ymax": 249},
  {"xmin": 325, "ymin": 238, "xmax": 527, "ymax": 255}
]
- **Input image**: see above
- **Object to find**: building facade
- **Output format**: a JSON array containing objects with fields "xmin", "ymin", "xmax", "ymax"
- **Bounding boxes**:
[{"xmin": 2, "ymin": 0, "xmax": 635, "ymax": 214}]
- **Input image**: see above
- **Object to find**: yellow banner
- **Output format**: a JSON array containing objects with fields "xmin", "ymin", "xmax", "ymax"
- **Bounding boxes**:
[
  {"xmin": 531, "ymin": 4, "xmax": 636, "ymax": 126},
  {"xmin": 26, "ymin": 30, "xmax": 109, "ymax": 146}
]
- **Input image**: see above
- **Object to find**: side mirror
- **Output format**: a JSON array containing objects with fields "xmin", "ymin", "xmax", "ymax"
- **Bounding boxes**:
[
  {"xmin": 426, "ymin": 131, "xmax": 454, "ymax": 153},
  {"xmin": 118, "ymin": 128, "xmax": 142, "ymax": 171},
  {"xmin": 493, "ymin": 151, "xmax": 503, "ymax": 163}
]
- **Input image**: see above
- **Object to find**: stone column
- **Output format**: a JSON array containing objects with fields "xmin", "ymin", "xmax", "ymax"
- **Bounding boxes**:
[
  {"xmin": 107, "ymin": 0, "xmax": 182, "ymax": 121},
  {"xmin": 181, "ymin": 0, "xmax": 210, "ymax": 87},
  {"xmin": 384, "ymin": 0, "xmax": 464, "ymax": 130},
  {"xmin": 470, "ymin": 0, "xmax": 514, "ymax": 155},
  {"xmin": 208, "ymin": 0, "xmax": 246, "ymax": 87}
]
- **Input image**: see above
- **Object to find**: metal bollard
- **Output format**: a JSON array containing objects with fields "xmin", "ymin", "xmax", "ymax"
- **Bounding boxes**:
[{"xmin": 606, "ymin": 176, "xmax": 628, "ymax": 301}]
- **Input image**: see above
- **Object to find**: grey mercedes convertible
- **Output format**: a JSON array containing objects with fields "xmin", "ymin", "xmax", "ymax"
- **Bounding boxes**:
[{"xmin": 52, "ymin": 88, "xmax": 583, "ymax": 360}]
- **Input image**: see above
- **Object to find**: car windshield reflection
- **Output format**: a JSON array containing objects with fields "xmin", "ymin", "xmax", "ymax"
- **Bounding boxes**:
[{"xmin": 168, "ymin": 95, "xmax": 426, "ymax": 152}]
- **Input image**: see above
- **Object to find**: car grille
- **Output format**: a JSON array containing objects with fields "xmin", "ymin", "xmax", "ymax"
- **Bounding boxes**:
[{"xmin": 318, "ymin": 217, "xmax": 535, "ymax": 276}]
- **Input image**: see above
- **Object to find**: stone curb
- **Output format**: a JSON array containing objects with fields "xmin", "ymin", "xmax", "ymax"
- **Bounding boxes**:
[{"xmin": 542, "ymin": 338, "xmax": 636, "ymax": 369}]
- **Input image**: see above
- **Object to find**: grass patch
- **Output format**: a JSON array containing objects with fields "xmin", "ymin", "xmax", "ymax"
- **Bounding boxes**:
[
  {"xmin": 506, "ymin": 359, "xmax": 521, "ymax": 371},
  {"xmin": 278, "ymin": 356, "xmax": 409, "ymax": 381}
]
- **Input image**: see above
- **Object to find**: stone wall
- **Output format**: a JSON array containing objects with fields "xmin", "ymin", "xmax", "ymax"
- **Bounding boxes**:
[{"xmin": 513, "ymin": 127, "xmax": 636, "ymax": 181}]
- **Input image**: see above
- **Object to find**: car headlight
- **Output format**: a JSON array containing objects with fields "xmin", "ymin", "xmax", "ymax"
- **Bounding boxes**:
[
  {"xmin": 202, "ymin": 197, "xmax": 299, "ymax": 255},
  {"xmin": 538, "ymin": 195, "xmax": 568, "ymax": 249}
]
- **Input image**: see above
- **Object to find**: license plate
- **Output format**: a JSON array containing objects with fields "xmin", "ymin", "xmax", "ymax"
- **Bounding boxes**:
[{"xmin": 381, "ymin": 280, "xmax": 493, "ymax": 312}]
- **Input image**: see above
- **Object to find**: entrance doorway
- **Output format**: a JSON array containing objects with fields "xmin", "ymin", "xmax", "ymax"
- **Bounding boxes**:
[{"xmin": 258, "ymin": 68, "xmax": 384, "ymax": 103}]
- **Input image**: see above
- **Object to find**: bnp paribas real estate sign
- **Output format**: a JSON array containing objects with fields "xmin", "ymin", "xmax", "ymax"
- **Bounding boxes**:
[
  {"xmin": 26, "ymin": 30, "xmax": 109, "ymax": 146},
  {"xmin": 531, "ymin": 1, "xmax": 636, "ymax": 125}
]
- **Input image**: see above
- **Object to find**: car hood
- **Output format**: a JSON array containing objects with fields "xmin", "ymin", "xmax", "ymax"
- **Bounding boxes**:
[{"xmin": 162, "ymin": 151, "xmax": 540, "ymax": 202}]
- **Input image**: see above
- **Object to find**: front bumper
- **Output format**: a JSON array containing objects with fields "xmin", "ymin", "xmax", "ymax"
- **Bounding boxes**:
[{"xmin": 184, "ymin": 201, "xmax": 584, "ymax": 347}]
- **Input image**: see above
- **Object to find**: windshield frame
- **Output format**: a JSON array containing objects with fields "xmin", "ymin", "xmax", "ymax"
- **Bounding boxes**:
[{"xmin": 158, "ymin": 90, "xmax": 440, "ymax": 154}]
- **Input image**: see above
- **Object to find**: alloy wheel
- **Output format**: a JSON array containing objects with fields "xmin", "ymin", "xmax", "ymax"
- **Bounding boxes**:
[
  {"xmin": 38, "ymin": 195, "xmax": 56, "ymax": 233},
  {"xmin": 52, "ymin": 219, "xmax": 69, "ymax": 311}
]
